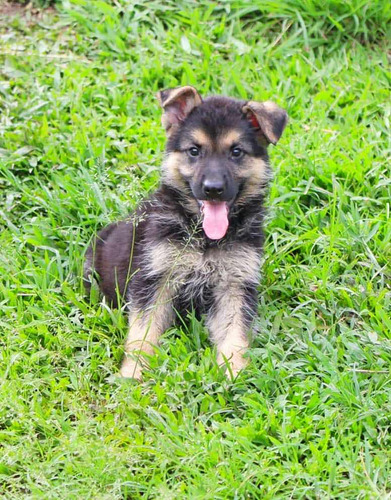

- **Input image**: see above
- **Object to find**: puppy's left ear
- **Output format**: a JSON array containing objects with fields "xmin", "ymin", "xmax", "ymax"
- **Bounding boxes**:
[
  {"xmin": 157, "ymin": 85, "xmax": 202, "ymax": 134},
  {"xmin": 242, "ymin": 101, "xmax": 288, "ymax": 145}
]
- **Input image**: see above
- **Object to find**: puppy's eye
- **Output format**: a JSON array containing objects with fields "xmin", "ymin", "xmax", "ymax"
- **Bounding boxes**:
[
  {"xmin": 188, "ymin": 146, "xmax": 200, "ymax": 157},
  {"xmin": 231, "ymin": 147, "xmax": 243, "ymax": 159}
]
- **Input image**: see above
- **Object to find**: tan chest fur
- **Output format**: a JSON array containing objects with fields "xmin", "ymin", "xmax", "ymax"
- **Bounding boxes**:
[{"xmin": 146, "ymin": 240, "xmax": 261, "ymax": 290}]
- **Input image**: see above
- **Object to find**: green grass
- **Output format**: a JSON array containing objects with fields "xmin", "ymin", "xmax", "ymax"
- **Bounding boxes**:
[{"xmin": 1, "ymin": 0, "xmax": 390, "ymax": 498}]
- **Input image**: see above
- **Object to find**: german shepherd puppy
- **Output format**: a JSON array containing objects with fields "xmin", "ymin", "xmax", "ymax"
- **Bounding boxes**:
[{"xmin": 84, "ymin": 86, "xmax": 287, "ymax": 379}]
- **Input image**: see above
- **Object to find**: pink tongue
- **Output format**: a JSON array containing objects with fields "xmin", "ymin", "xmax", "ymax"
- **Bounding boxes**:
[{"xmin": 202, "ymin": 201, "xmax": 229, "ymax": 240}]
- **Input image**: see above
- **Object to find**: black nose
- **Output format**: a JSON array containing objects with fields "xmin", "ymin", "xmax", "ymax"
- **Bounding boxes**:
[{"xmin": 203, "ymin": 179, "xmax": 225, "ymax": 198}]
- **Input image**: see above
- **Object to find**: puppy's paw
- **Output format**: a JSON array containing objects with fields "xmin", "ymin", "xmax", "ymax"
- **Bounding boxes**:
[
  {"xmin": 217, "ymin": 349, "xmax": 248, "ymax": 379},
  {"xmin": 120, "ymin": 357, "xmax": 143, "ymax": 380}
]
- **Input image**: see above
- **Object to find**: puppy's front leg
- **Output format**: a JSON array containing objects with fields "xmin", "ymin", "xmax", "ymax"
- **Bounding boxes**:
[
  {"xmin": 120, "ymin": 287, "xmax": 175, "ymax": 380},
  {"xmin": 207, "ymin": 286, "xmax": 255, "ymax": 378}
]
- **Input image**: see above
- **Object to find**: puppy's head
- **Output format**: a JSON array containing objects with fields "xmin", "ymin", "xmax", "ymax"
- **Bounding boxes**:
[{"xmin": 157, "ymin": 86, "xmax": 288, "ymax": 240}]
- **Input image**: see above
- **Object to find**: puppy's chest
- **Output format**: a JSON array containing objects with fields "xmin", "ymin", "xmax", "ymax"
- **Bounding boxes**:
[{"xmin": 147, "ymin": 241, "xmax": 261, "ymax": 288}]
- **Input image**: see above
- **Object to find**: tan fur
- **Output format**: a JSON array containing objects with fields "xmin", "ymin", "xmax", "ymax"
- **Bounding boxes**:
[
  {"xmin": 235, "ymin": 156, "xmax": 272, "ymax": 203},
  {"xmin": 189, "ymin": 129, "xmax": 212, "ymax": 148},
  {"xmin": 207, "ymin": 286, "xmax": 249, "ymax": 377},
  {"xmin": 218, "ymin": 129, "xmax": 242, "ymax": 151},
  {"xmin": 208, "ymin": 316, "xmax": 249, "ymax": 377},
  {"xmin": 148, "ymin": 241, "xmax": 261, "ymax": 287},
  {"xmin": 163, "ymin": 151, "xmax": 193, "ymax": 182},
  {"xmin": 161, "ymin": 153, "xmax": 199, "ymax": 214},
  {"xmin": 207, "ymin": 287, "xmax": 244, "ymax": 342},
  {"xmin": 120, "ymin": 285, "xmax": 175, "ymax": 379},
  {"xmin": 262, "ymin": 101, "xmax": 281, "ymax": 113}
]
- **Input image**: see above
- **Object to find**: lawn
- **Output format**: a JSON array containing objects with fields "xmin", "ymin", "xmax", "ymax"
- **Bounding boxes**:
[{"xmin": 0, "ymin": 0, "xmax": 390, "ymax": 498}]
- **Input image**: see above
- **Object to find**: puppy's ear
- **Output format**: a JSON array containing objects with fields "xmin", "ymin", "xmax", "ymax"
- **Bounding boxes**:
[
  {"xmin": 157, "ymin": 86, "xmax": 202, "ymax": 133},
  {"xmin": 242, "ymin": 101, "xmax": 288, "ymax": 145}
]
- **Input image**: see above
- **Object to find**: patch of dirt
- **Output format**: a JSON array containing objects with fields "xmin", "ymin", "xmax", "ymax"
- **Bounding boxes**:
[
  {"xmin": 0, "ymin": 1, "xmax": 56, "ymax": 19},
  {"xmin": 0, "ymin": 0, "xmax": 25, "ymax": 16}
]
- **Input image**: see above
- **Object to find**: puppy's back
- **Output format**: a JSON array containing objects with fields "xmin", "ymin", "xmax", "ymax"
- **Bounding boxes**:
[{"xmin": 84, "ymin": 220, "xmax": 135, "ymax": 308}]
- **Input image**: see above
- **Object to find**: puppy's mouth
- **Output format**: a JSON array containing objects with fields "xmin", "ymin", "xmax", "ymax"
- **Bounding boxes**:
[{"xmin": 198, "ymin": 200, "xmax": 230, "ymax": 240}]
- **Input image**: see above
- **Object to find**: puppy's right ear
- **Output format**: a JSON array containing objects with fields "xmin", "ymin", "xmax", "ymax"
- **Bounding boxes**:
[
  {"xmin": 242, "ymin": 100, "xmax": 288, "ymax": 146},
  {"xmin": 157, "ymin": 86, "xmax": 202, "ymax": 133}
]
